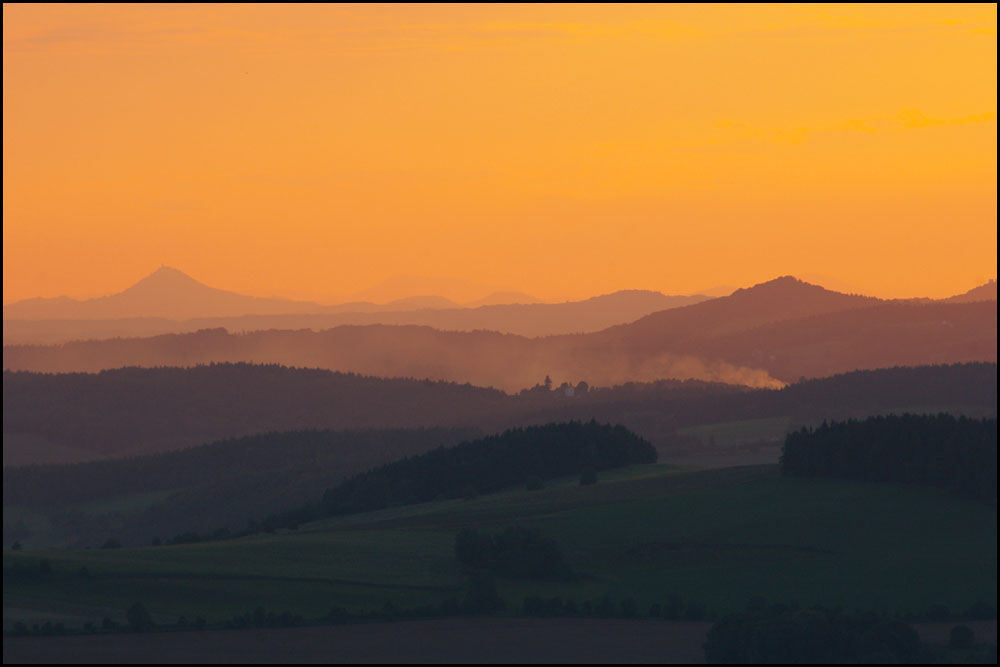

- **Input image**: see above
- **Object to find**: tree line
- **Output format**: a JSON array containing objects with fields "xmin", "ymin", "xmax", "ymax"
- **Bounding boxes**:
[
  {"xmin": 781, "ymin": 413, "xmax": 997, "ymax": 503},
  {"xmin": 255, "ymin": 421, "xmax": 656, "ymax": 531},
  {"xmin": 318, "ymin": 421, "xmax": 656, "ymax": 516},
  {"xmin": 704, "ymin": 603, "xmax": 921, "ymax": 663}
]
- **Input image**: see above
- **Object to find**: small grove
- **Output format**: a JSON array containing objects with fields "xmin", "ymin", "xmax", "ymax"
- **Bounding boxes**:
[
  {"xmin": 258, "ymin": 420, "xmax": 656, "ymax": 531},
  {"xmin": 781, "ymin": 414, "xmax": 997, "ymax": 503}
]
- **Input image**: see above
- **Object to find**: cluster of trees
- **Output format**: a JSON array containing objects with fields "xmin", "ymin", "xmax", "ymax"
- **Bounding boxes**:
[
  {"xmin": 703, "ymin": 604, "xmax": 921, "ymax": 664},
  {"xmin": 8, "ymin": 604, "xmax": 205, "ymax": 637},
  {"xmin": 10, "ymin": 620, "xmax": 70, "ymax": 637},
  {"xmin": 327, "ymin": 588, "xmax": 706, "ymax": 623},
  {"xmin": 183, "ymin": 421, "xmax": 654, "ymax": 538},
  {"xmin": 319, "ymin": 421, "xmax": 656, "ymax": 516},
  {"xmin": 781, "ymin": 414, "xmax": 997, "ymax": 503},
  {"xmin": 455, "ymin": 526, "xmax": 574, "ymax": 581}
]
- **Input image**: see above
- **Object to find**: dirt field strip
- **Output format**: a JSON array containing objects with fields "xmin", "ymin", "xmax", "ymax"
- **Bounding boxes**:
[
  {"xmin": 5, "ymin": 618, "xmax": 709, "ymax": 664},
  {"xmin": 5, "ymin": 618, "xmax": 996, "ymax": 664}
]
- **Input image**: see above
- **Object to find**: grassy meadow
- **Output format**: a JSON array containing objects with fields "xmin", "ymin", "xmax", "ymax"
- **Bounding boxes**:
[{"xmin": 4, "ymin": 463, "xmax": 996, "ymax": 632}]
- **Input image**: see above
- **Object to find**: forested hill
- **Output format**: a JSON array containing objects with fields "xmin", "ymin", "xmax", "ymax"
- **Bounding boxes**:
[
  {"xmin": 3, "ymin": 362, "xmax": 996, "ymax": 466},
  {"xmin": 270, "ymin": 421, "xmax": 657, "ymax": 528},
  {"xmin": 5, "ymin": 278, "xmax": 994, "ymax": 391},
  {"xmin": 4, "ymin": 421, "xmax": 656, "ymax": 546},
  {"xmin": 511, "ymin": 363, "xmax": 999, "ymax": 431},
  {"xmin": 781, "ymin": 414, "xmax": 997, "ymax": 503},
  {"xmin": 2, "ymin": 364, "xmax": 510, "ymax": 461}
]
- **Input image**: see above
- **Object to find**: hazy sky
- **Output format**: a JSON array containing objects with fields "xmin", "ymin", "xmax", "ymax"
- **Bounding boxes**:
[{"xmin": 3, "ymin": 4, "xmax": 996, "ymax": 303}]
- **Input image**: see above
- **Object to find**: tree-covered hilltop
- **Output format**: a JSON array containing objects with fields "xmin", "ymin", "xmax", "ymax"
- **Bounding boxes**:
[
  {"xmin": 781, "ymin": 414, "xmax": 997, "ymax": 503},
  {"xmin": 319, "ymin": 421, "xmax": 656, "ymax": 516}
]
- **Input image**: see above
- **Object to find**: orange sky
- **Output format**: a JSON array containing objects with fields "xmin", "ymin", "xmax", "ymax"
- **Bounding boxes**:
[{"xmin": 3, "ymin": 4, "xmax": 996, "ymax": 303}]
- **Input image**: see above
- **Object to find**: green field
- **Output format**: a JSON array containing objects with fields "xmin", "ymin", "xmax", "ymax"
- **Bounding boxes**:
[
  {"xmin": 4, "ymin": 464, "xmax": 996, "ymax": 631},
  {"xmin": 677, "ymin": 417, "xmax": 793, "ymax": 446},
  {"xmin": 4, "ymin": 489, "xmax": 183, "ymax": 551}
]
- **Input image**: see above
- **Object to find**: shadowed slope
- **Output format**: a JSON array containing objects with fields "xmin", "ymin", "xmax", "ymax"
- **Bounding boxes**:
[
  {"xmin": 593, "ymin": 276, "xmax": 882, "ymax": 344},
  {"xmin": 946, "ymin": 279, "xmax": 997, "ymax": 303}
]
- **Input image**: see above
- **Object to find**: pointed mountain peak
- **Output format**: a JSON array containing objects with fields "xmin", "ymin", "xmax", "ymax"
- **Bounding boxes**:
[
  {"xmin": 150, "ymin": 265, "xmax": 188, "ymax": 277},
  {"xmin": 120, "ymin": 266, "xmax": 213, "ymax": 297},
  {"xmin": 134, "ymin": 266, "xmax": 202, "ymax": 286}
]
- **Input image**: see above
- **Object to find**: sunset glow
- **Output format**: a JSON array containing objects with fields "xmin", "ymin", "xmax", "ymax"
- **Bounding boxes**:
[{"xmin": 3, "ymin": 3, "xmax": 996, "ymax": 303}]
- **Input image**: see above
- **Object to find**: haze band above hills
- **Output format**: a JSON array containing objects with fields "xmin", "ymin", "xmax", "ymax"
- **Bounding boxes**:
[
  {"xmin": 2, "ymin": 267, "xmax": 711, "ymax": 342},
  {"xmin": 4, "ymin": 276, "xmax": 995, "ymax": 391},
  {"xmin": 5, "ymin": 268, "xmax": 993, "ymax": 346}
]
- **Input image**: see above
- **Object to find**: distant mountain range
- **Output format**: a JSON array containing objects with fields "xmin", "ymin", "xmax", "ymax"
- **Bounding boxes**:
[
  {"xmin": 3, "ymin": 267, "xmax": 327, "ymax": 320},
  {"xmin": 1, "ymin": 267, "xmax": 557, "ymax": 321},
  {"xmin": 5, "ymin": 276, "xmax": 995, "ymax": 391},
  {"xmin": 346, "ymin": 274, "xmax": 532, "ymax": 305},
  {"xmin": 2, "ymin": 267, "xmax": 711, "ymax": 342}
]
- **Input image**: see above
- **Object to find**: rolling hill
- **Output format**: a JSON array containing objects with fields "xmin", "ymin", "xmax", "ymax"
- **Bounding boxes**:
[
  {"xmin": 4, "ymin": 362, "xmax": 994, "ymax": 467},
  {"xmin": 4, "ymin": 464, "xmax": 995, "ymax": 628},
  {"xmin": 5, "ymin": 277, "xmax": 994, "ymax": 390},
  {"xmin": 947, "ymin": 279, "xmax": 998, "ymax": 303}
]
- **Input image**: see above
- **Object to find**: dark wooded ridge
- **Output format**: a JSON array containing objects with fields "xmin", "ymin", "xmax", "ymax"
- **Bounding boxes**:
[{"xmin": 781, "ymin": 414, "xmax": 997, "ymax": 503}]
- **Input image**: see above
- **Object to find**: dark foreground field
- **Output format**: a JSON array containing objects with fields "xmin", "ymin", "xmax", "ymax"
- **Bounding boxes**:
[
  {"xmin": 5, "ymin": 465, "xmax": 996, "ymax": 626},
  {"xmin": 4, "ymin": 619, "xmax": 709, "ymax": 664},
  {"xmin": 4, "ymin": 618, "xmax": 996, "ymax": 664}
]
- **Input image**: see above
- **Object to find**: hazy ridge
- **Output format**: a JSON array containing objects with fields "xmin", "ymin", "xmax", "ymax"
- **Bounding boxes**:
[
  {"xmin": 3, "ymin": 268, "xmax": 710, "ymax": 343},
  {"xmin": 5, "ymin": 277, "xmax": 995, "ymax": 391},
  {"xmin": 4, "ymin": 362, "xmax": 994, "ymax": 467}
]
